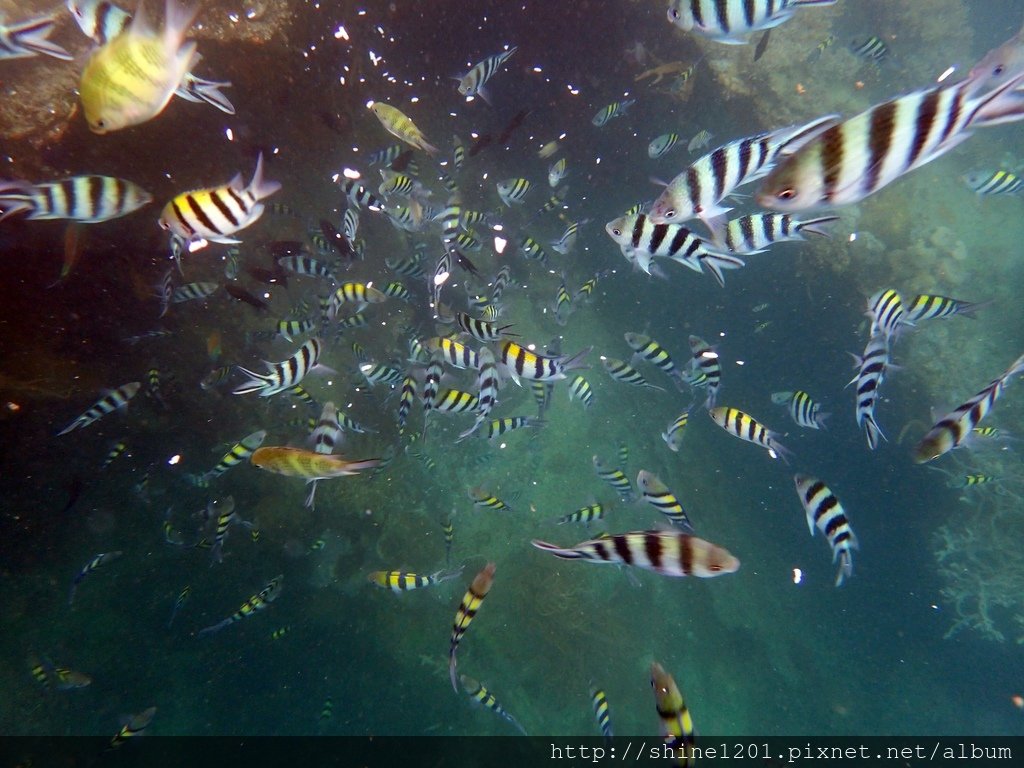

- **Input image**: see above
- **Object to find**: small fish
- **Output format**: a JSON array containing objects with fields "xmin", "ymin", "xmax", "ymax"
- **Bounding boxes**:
[
  {"xmin": 449, "ymin": 562, "xmax": 497, "ymax": 690},
  {"xmin": 456, "ymin": 312, "xmax": 515, "ymax": 343},
  {"xmin": 708, "ymin": 407, "xmax": 791, "ymax": 462},
  {"xmin": 0, "ymin": 13, "xmax": 73, "ymax": 60},
  {"xmin": 625, "ymin": 332, "xmax": 682, "ymax": 385},
  {"xmin": 637, "ymin": 470, "xmax": 694, "ymax": 532},
  {"xmin": 100, "ymin": 439, "xmax": 128, "ymax": 470},
  {"xmin": 850, "ymin": 35, "xmax": 888, "ymax": 62},
  {"xmin": 442, "ymin": 518, "xmax": 455, "ymax": 564},
  {"xmin": 201, "ymin": 365, "xmax": 233, "ymax": 390},
  {"xmin": 592, "ymin": 100, "xmax": 635, "ymax": 127},
  {"xmin": 369, "ymin": 102, "xmax": 440, "ymax": 155},
  {"xmin": 460, "ymin": 674, "xmax": 527, "ymax": 734},
  {"xmin": 648, "ymin": 133, "xmax": 680, "ymax": 159},
  {"xmin": 602, "ymin": 357, "xmax": 665, "ymax": 391},
  {"xmin": 771, "ymin": 390, "xmax": 829, "ymax": 430},
  {"xmin": 205, "ymin": 430, "xmax": 267, "ymax": 482},
  {"xmin": 687, "ymin": 129, "xmax": 712, "ymax": 153},
  {"xmin": 806, "ymin": 33, "xmax": 836, "ymax": 63},
  {"xmin": 485, "ymin": 416, "xmax": 542, "ymax": 440},
  {"xmin": 250, "ymin": 446, "xmax": 382, "ymax": 480},
  {"xmin": 906, "ymin": 294, "xmax": 985, "ymax": 322},
  {"xmin": 949, "ymin": 474, "xmax": 998, "ymax": 489},
  {"xmin": 548, "ymin": 157, "xmax": 568, "ymax": 188},
  {"xmin": 57, "ymin": 382, "xmax": 140, "ymax": 435},
  {"xmin": 160, "ymin": 154, "xmax": 280, "ymax": 245},
  {"xmin": 434, "ymin": 388, "xmax": 479, "ymax": 413},
  {"xmin": 668, "ymin": 0, "xmax": 836, "ymax": 44},
  {"xmin": 0, "ymin": 176, "xmax": 152, "ymax": 224},
  {"xmin": 458, "ymin": 46, "xmax": 518, "ymax": 104},
  {"xmin": 794, "ymin": 475, "xmax": 858, "ymax": 586},
  {"xmin": 591, "ymin": 687, "xmax": 614, "ymax": 741},
  {"xmin": 271, "ymin": 626, "xmax": 290, "ymax": 640},
  {"xmin": 914, "ymin": 352, "xmax": 1024, "ymax": 463},
  {"xmin": 172, "ymin": 281, "xmax": 218, "ymax": 303},
  {"xmin": 499, "ymin": 340, "xmax": 590, "ymax": 385},
  {"xmin": 167, "ymin": 584, "xmax": 192, "ymax": 628},
  {"xmin": 468, "ymin": 486, "xmax": 513, "ymax": 511},
  {"xmin": 662, "ymin": 411, "xmax": 689, "ymax": 452},
  {"xmin": 551, "ymin": 220, "xmax": 580, "ymax": 255},
  {"xmin": 497, "ymin": 177, "xmax": 532, "ymax": 206},
  {"xmin": 340, "ymin": 179, "xmax": 384, "ymax": 211},
  {"xmin": 69, "ymin": 551, "xmax": 123, "ymax": 606},
  {"xmin": 197, "ymin": 575, "xmax": 283, "ymax": 637},
  {"xmin": 108, "ymin": 706, "xmax": 157, "ymax": 750},
  {"xmin": 233, "ymin": 338, "xmax": 323, "ymax": 397},
  {"xmin": 867, "ymin": 288, "xmax": 910, "ymax": 342},
  {"xmin": 569, "ymin": 375, "xmax": 594, "ymax": 409},
  {"xmin": 557, "ymin": 503, "xmax": 606, "ymax": 525},
  {"xmin": 593, "ymin": 455, "xmax": 635, "ymax": 502},
  {"xmin": 650, "ymin": 662, "xmax": 695, "ymax": 767},
  {"xmin": 849, "ymin": 333, "xmax": 890, "ymax": 450},
  {"xmin": 320, "ymin": 698, "xmax": 333, "ymax": 720},
  {"xmin": 963, "ymin": 169, "xmax": 1024, "ymax": 196},
  {"xmin": 367, "ymin": 568, "xmax": 463, "ymax": 592},
  {"xmin": 531, "ymin": 530, "xmax": 739, "ymax": 578},
  {"xmin": 688, "ymin": 335, "xmax": 721, "ymax": 408}
]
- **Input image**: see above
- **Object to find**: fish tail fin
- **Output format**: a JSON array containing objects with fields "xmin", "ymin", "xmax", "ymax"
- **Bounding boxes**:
[
  {"xmin": 558, "ymin": 345, "xmax": 592, "ymax": 374},
  {"xmin": 248, "ymin": 153, "xmax": 282, "ymax": 201},
  {"xmin": 530, "ymin": 539, "xmax": 588, "ymax": 560},
  {"xmin": 863, "ymin": 414, "xmax": 886, "ymax": 450},
  {"xmin": 231, "ymin": 366, "xmax": 274, "ymax": 395},
  {"xmin": 14, "ymin": 17, "xmax": 73, "ymax": 61},
  {"xmin": 698, "ymin": 252, "xmax": 745, "ymax": 288},
  {"xmin": 449, "ymin": 649, "xmax": 459, "ymax": 693},
  {"xmin": 186, "ymin": 76, "xmax": 236, "ymax": 114},
  {"xmin": 796, "ymin": 215, "xmax": 840, "ymax": 238}
]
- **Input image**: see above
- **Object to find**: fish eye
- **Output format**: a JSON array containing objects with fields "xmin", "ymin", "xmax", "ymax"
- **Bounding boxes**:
[
  {"xmin": 668, "ymin": 9, "xmax": 679, "ymax": 19},
  {"xmin": 664, "ymin": 210, "xmax": 675, "ymax": 219},
  {"xmin": 994, "ymin": 64, "xmax": 1005, "ymax": 75},
  {"xmin": 777, "ymin": 188, "xmax": 796, "ymax": 200},
  {"xmin": 708, "ymin": 564, "xmax": 721, "ymax": 572},
  {"xmin": 612, "ymin": 227, "xmax": 621, "ymax": 236}
]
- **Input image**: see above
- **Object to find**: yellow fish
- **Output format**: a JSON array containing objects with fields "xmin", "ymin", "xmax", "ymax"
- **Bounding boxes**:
[
  {"xmin": 369, "ymin": 102, "xmax": 440, "ymax": 155},
  {"xmin": 250, "ymin": 446, "xmax": 381, "ymax": 480},
  {"xmin": 79, "ymin": 0, "xmax": 197, "ymax": 134}
]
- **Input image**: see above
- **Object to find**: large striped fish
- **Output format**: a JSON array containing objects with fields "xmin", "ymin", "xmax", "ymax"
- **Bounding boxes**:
[
  {"xmin": 159, "ymin": 153, "xmax": 280, "ymax": 245},
  {"xmin": 722, "ymin": 213, "xmax": 838, "ymax": 255},
  {"xmin": 914, "ymin": 352, "xmax": 1024, "ymax": 464},
  {"xmin": 793, "ymin": 475, "xmax": 858, "ymax": 587},
  {"xmin": 233, "ymin": 338, "xmax": 322, "ymax": 397},
  {"xmin": 756, "ymin": 72, "xmax": 1024, "ymax": 212},
  {"xmin": 667, "ymin": 0, "xmax": 836, "ymax": 45},
  {"xmin": 530, "ymin": 530, "xmax": 738, "ymax": 578},
  {"xmin": 0, "ymin": 176, "xmax": 152, "ymax": 224}
]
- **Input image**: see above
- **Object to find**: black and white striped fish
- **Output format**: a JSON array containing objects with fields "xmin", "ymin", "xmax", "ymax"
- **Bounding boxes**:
[
  {"xmin": 531, "ymin": 530, "xmax": 739, "ymax": 578},
  {"xmin": 905, "ymin": 294, "xmax": 984, "ymax": 322},
  {"xmin": 914, "ymin": 352, "xmax": 1024, "ymax": 464},
  {"xmin": 172, "ymin": 282, "xmax": 218, "ymax": 303},
  {"xmin": 756, "ymin": 72, "xmax": 1024, "ymax": 212},
  {"xmin": 667, "ymin": 0, "xmax": 837, "ymax": 45},
  {"xmin": 848, "ymin": 333, "xmax": 889, "ymax": 450},
  {"xmin": 593, "ymin": 455, "xmax": 634, "ymax": 502},
  {"xmin": 850, "ymin": 35, "xmax": 888, "ymax": 63},
  {"xmin": 499, "ymin": 341, "xmax": 590, "ymax": 384},
  {"xmin": 0, "ymin": 12, "xmax": 72, "ymax": 60},
  {"xmin": 276, "ymin": 255, "xmax": 334, "ymax": 280},
  {"xmin": 605, "ymin": 212, "xmax": 743, "ymax": 285},
  {"xmin": 458, "ymin": 46, "xmax": 518, "ymax": 103},
  {"xmin": 625, "ymin": 332, "xmax": 682, "ymax": 385},
  {"xmin": 57, "ymin": 382, "xmax": 141, "ymax": 436},
  {"xmin": 602, "ymin": 358, "xmax": 665, "ymax": 391},
  {"xmin": 688, "ymin": 335, "xmax": 721, "ymax": 409},
  {"xmin": 722, "ymin": 213, "xmax": 838, "ymax": 255},
  {"xmin": 233, "ymin": 338, "xmax": 322, "ymax": 397},
  {"xmin": 0, "ymin": 175, "xmax": 152, "ymax": 224},
  {"xmin": 569, "ymin": 375, "xmax": 594, "ymax": 409},
  {"xmin": 637, "ymin": 470, "xmax": 694, "ymax": 533},
  {"xmin": 458, "ymin": 348, "xmax": 500, "ymax": 441},
  {"xmin": 793, "ymin": 474, "xmax": 858, "ymax": 587},
  {"xmin": 771, "ymin": 390, "xmax": 829, "ymax": 429},
  {"xmin": 648, "ymin": 115, "xmax": 838, "ymax": 231},
  {"xmin": 456, "ymin": 312, "xmax": 515, "ymax": 343},
  {"xmin": 866, "ymin": 288, "xmax": 911, "ymax": 342}
]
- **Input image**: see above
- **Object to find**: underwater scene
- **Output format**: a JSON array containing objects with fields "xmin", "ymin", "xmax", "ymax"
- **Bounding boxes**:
[{"xmin": 3, "ymin": 0, "xmax": 1024, "ymax": 750}]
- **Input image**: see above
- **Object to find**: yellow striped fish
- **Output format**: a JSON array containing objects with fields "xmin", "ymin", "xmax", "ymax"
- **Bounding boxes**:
[
  {"xmin": 449, "ymin": 562, "xmax": 496, "ymax": 691},
  {"xmin": 708, "ymin": 406, "xmax": 792, "ymax": 462},
  {"xmin": 650, "ymin": 662, "xmax": 695, "ymax": 767},
  {"xmin": 367, "ymin": 568, "xmax": 463, "ymax": 592},
  {"xmin": 460, "ymin": 674, "xmax": 527, "ymax": 734},
  {"xmin": 369, "ymin": 102, "xmax": 440, "ymax": 155}
]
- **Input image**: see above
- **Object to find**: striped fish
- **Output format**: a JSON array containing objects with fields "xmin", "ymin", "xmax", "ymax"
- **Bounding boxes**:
[
  {"xmin": 468, "ymin": 486, "xmax": 512, "ymax": 511},
  {"xmin": 756, "ymin": 73, "xmax": 1024, "ymax": 212},
  {"xmin": 458, "ymin": 347, "xmax": 501, "ymax": 440},
  {"xmin": 625, "ymin": 332, "xmax": 682, "ymax": 385},
  {"xmin": 602, "ymin": 357, "xmax": 665, "ymax": 391},
  {"xmin": 906, "ymin": 294, "xmax": 984, "ymax": 322},
  {"xmin": 197, "ymin": 575, "xmax": 283, "ymax": 638},
  {"xmin": 688, "ymin": 335, "xmax": 721, "ymax": 408},
  {"xmin": 850, "ymin": 35, "xmax": 888, "ymax": 62},
  {"xmin": 593, "ymin": 455, "xmax": 635, "ymax": 502},
  {"xmin": 771, "ymin": 390, "xmax": 829, "ymax": 429},
  {"xmin": 531, "ymin": 530, "xmax": 739, "ymax": 578},
  {"xmin": 637, "ymin": 470, "xmax": 694, "ymax": 532},
  {"xmin": 159, "ymin": 153, "xmax": 281, "ymax": 245},
  {"xmin": 648, "ymin": 132, "xmax": 680, "ymax": 159},
  {"xmin": 422, "ymin": 353, "xmax": 444, "ymax": 414},
  {"xmin": 650, "ymin": 662, "xmax": 696, "ymax": 768},
  {"xmin": 57, "ymin": 382, "xmax": 140, "ymax": 435},
  {"xmin": 370, "ymin": 102, "xmax": 440, "ymax": 155},
  {"xmin": 359, "ymin": 362, "xmax": 404, "ymax": 387},
  {"xmin": 557, "ymin": 503, "xmax": 606, "ymax": 525},
  {"xmin": 569, "ymin": 375, "xmax": 594, "ymax": 409},
  {"xmin": 708, "ymin": 406, "xmax": 791, "ymax": 462},
  {"xmin": 340, "ymin": 178, "xmax": 383, "ymax": 211},
  {"xmin": 518, "ymin": 235, "xmax": 549, "ymax": 264},
  {"xmin": 722, "ymin": 213, "xmax": 838, "ymax": 255},
  {"xmin": 458, "ymin": 46, "xmax": 518, "ymax": 103},
  {"xmin": 425, "ymin": 337, "xmax": 480, "ymax": 370},
  {"xmin": 327, "ymin": 282, "xmax": 388, "ymax": 319},
  {"xmin": 434, "ymin": 388, "xmax": 479, "ymax": 413},
  {"xmin": 276, "ymin": 254, "xmax": 334, "ymax": 280},
  {"xmin": 551, "ymin": 220, "xmax": 579, "ymax": 255},
  {"xmin": 867, "ymin": 288, "xmax": 911, "ymax": 341},
  {"xmin": 688, "ymin": 128, "xmax": 713, "ymax": 152},
  {"xmin": 378, "ymin": 170, "xmax": 418, "ymax": 198},
  {"xmin": 591, "ymin": 688, "xmax": 614, "ymax": 741},
  {"xmin": 667, "ymin": 0, "xmax": 837, "ymax": 44},
  {"xmin": 793, "ymin": 475, "xmax": 858, "ymax": 587},
  {"xmin": 312, "ymin": 402, "xmax": 342, "ymax": 453},
  {"xmin": 367, "ymin": 568, "xmax": 462, "ymax": 592},
  {"xmin": 449, "ymin": 562, "xmax": 496, "ymax": 691},
  {"xmin": 592, "ymin": 100, "xmax": 635, "ymax": 127},
  {"xmin": 108, "ymin": 706, "xmax": 157, "ymax": 750},
  {"xmin": 496, "ymin": 177, "xmax": 531, "ymax": 206},
  {"xmin": 276, "ymin": 318, "xmax": 314, "ymax": 343},
  {"xmin": 204, "ymin": 429, "xmax": 267, "ymax": 480},
  {"xmin": 964, "ymin": 169, "xmax": 1024, "ymax": 196},
  {"xmin": 605, "ymin": 212, "xmax": 743, "ymax": 285},
  {"xmin": 662, "ymin": 411, "xmax": 689, "ymax": 452},
  {"xmin": 849, "ymin": 334, "xmax": 889, "ymax": 450},
  {"xmin": 68, "ymin": 551, "xmax": 123, "ymax": 605},
  {"xmin": 490, "ymin": 264, "xmax": 513, "ymax": 304},
  {"xmin": 210, "ymin": 496, "xmax": 252, "ymax": 565},
  {"xmin": 554, "ymin": 280, "xmax": 573, "ymax": 326},
  {"xmin": 548, "ymin": 157, "xmax": 568, "ymax": 188},
  {"xmin": 172, "ymin": 281, "xmax": 218, "ymax": 303},
  {"xmin": 486, "ymin": 416, "xmax": 541, "ymax": 439},
  {"xmin": 914, "ymin": 351, "xmax": 1024, "ymax": 464},
  {"xmin": 456, "ymin": 312, "xmax": 515, "ymax": 343},
  {"xmin": 343, "ymin": 208, "xmax": 359, "ymax": 246},
  {"xmin": 648, "ymin": 115, "xmax": 838, "ymax": 230},
  {"xmin": 452, "ymin": 136, "xmax": 466, "ymax": 171},
  {"xmin": 460, "ymin": 675, "xmax": 527, "ymax": 734},
  {"xmin": 0, "ymin": 12, "xmax": 72, "ymax": 60},
  {"xmin": 233, "ymin": 338, "xmax": 322, "ymax": 397},
  {"xmin": 500, "ymin": 341, "xmax": 590, "ymax": 384},
  {"xmin": 396, "ymin": 376, "xmax": 417, "ymax": 434},
  {"xmin": 0, "ymin": 175, "xmax": 152, "ymax": 224}
]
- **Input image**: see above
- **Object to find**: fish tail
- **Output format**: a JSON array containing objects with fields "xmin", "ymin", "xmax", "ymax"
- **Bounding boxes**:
[
  {"xmin": 863, "ymin": 414, "xmax": 886, "ymax": 450},
  {"xmin": 449, "ymin": 649, "xmax": 459, "ymax": 693},
  {"xmin": 231, "ymin": 366, "xmax": 274, "ymax": 395},
  {"xmin": 187, "ymin": 76, "xmax": 236, "ymax": 114},
  {"xmin": 796, "ymin": 215, "xmax": 840, "ymax": 238},
  {"xmin": 530, "ymin": 539, "xmax": 589, "ymax": 560},
  {"xmin": 558, "ymin": 346, "xmax": 592, "ymax": 373},
  {"xmin": 699, "ymin": 252, "xmax": 745, "ymax": 288},
  {"xmin": 248, "ymin": 152, "xmax": 282, "ymax": 201},
  {"xmin": 16, "ymin": 19, "xmax": 73, "ymax": 61}
]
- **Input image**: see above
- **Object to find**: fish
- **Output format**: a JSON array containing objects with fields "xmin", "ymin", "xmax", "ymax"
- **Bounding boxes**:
[
  {"xmin": 340, "ymin": 179, "xmax": 383, "ymax": 211},
  {"xmin": 172, "ymin": 281, "xmax": 218, "ymax": 303},
  {"xmin": 604, "ymin": 212, "xmax": 742, "ymax": 283},
  {"xmin": 593, "ymin": 455, "xmax": 635, "ymax": 502},
  {"xmin": 648, "ymin": 133, "xmax": 680, "ymax": 159},
  {"xmin": 277, "ymin": 254, "xmax": 334, "ymax": 280},
  {"xmin": 396, "ymin": 376, "xmax": 417, "ymax": 435},
  {"xmin": 518, "ymin": 235, "xmax": 549, "ymax": 264},
  {"xmin": 687, "ymin": 129, "xmax": 713, "ymax": 153},
  {"xmin": 806, "ymin": 33, "xmax": 836, "ymax": 63},
  {"xmin": 458, "ymin": 46, "xmax": 518, "ymax": 104},
  {"xmin": 367, "ymin": 568, "xmax": 463, "ymax": 592},
  {"xmin": 43, "ymin": 659, "xmax": 92, "ymax": 691},
  {"xmin": 57, "ymin": 382, "xmax": 140, "ymax": 435},
  {"xmin": 793, "ymin": 475, "xmax": 859, "ymax": 586},
  {"xmin": 531, "ymin": 530, "xmax": 739, "ymax": 578},
  {"xmin": 849, "ymin": 333, "xmax": 890, "ymax": 450},
  {"xmin": 551, "ymin": 220, "xmax": 580, "ymax": 255},
  {"xmin": 250, "ymin": 446, "xmax": 382, "ymax": 479},
  {"xmin": 449, "ymin": 562, "xmax": 496, "ymax": 691},
  {"xmin": 0, "ymin": 176, "xmax": 152, "ymax": 224},
  {"xmin": 456, "ymin": 312, "xmax": 515, "ymax": 343},
  {"xmin": 458, "ymin": 348, "xmax": 501, "ymax": 440},
  {"xmin": 650, "ymin": 662, "xmax": 695, "ymax": 768},
  {"xmin": 159, "ymin": 153, "xmax": 281, "ymax": 246},
  {"xmin": 167, "ymin": 584, "xmax": 192, "ymax": 628},
  {"xmin": 756, "ymin": 73, "xmax": 1024, "ymax": 212},
  {"xmin": 569, "ymin": 375, "xmax": 594, "ymax": 409},
  {"xmin": 434, "ymin": 388, "xmax": 479, "ymax": 413},
  {"xmin": 753, "ymin": 28, "xmax": 771, "ymax": 61},
  {"xmin": 722, "ymin": 214, "xmax": 839, "ymax": 255},
  {"xmin": 225, "ymin": 284, "xmax": 270, "ymax": 312},
  {"xmin": 201, "ymin": 365, "xmax": 232, "ymax": 390},
  {"xmin": 496, "ymin": 178, "xmax": 531, "ymax": 206},
  {"xmin": 208, "ymin": 496, "xmax": 250, "ymax": 565},
  {"xmin": 499, "ymin": 341, "xmax": 590, "ymax": 385},
  {"xmin": 79, "ymin": 0, "xmax": 197, "ymax": 133},
  {"xmin": 905, "ymin": 294, "xmax": 985, "ymax": 322},
  {"xmin": 108, "ymin": 706, "xmax": 157, "ymax": 750},
  {"xmin": 554, "ymin": 280, "xmax": 573, "ymax": 326},
  {"xmin": 485, "ymin": 416, "xmax": 542, "ymax": 440},
  {"xmin": 591, "ymin": 688, "xmax": 614, "ymax": 741},
  {"xmin": 602, "ymin": 357, "xmax": 665, "ymax": 391},
  {"xmin": 708, "ymin": 407, "xmax": 792, "ymax": 462},
  {"xmin": 867, "ymin": 289, "xmax": 908, "ymax": 343},
  {"xmin": 369, "ymin": 102, "xmax": 440, "ymax": 155},
  {"xmin": 100, "ymin": 439, "xmax": 128, "ymax": 470},
  {"xmin": 557, "ymin": 503, "xmax": 606, "ymax": 525},
  {"xmin": 468, "ymin": 486, "xmax": 513, "ymax": 511},
  {"xmin": 914, "ymin": 352, "xmax": 1024, "ymax": 464},
  {"xmin": 68, "ymin": 551, "xmax": 123, "ymax": 606},
  {"xmin": 443, "ymin": 519, "xmax": 454, "ymax": 565},
  {"xmin": 277, "ymin": 317, "xmax": 315, "ymax": 342},
  {"xmin": 425, "ymin": 337, "xmax": 481, "ymax": 370},
  {"xmin": 548, "ymin": 157, "xmax": 568, "ymax": 188},
  {"xmin": 667, "ymin": 0, "xmax": 837, "ymax": 44},
  {"xmin": 963, "ymin": 169, "xmax": 1024, "ymax": 196},
  {"xmin": 625, "ymin": 332, "xmax": 683, "ymax": 386},
  {"xmin": 327, "ymin": 282, "xmax": 387, "ymax": 319},
  {"xmin": 233, "ymin": 338, "xmax": 323, "ymax": 397},
  {"xmin": 662, "ymin": 411, "xmax": 689, "ymax": 452},
  {"xmin": 688, "ymin": 335, "xmax": 721, "ymax": 409},
  {"xmin": 850, "ymin": 35, "xmax": 888, "ymax": 62},
  {"xmin": 771, "ymin": 390, "xmax": 829, "ymax": 430},
  {"xmin": 649, "ymin": 115, "xmax": 838, "ymax": 230},
  {"xmin": 592, "ymin": 100, "xmax": 635, "ymax": 127},
  {"xmin": 967, "ymin": 19, "xmax": 1024, "ymax": 93},
  {"xmin": 197, "ymin": 575, "xmax": 283, "ymax": 637},
  {"xmin": 460, "ymin": 675, "xmax": 527, "ymax": 735},
  {"xmin": 0, "ymin": 12, "xmax": 73, "ymax": 60},
  {"xmin": 204, "ymin": 429, "xmax": 266, "ymax": 481},
  {"xmin": 637, "ymin": 470, "xmax": 694, "ymax": 532}
]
